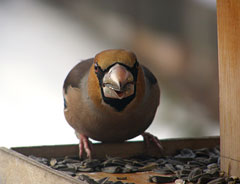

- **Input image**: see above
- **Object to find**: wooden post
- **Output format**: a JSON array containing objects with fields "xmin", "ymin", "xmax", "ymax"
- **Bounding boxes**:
[{"xmin": 217, "ymin": 0, "xmax": 240, "ymax": 176}]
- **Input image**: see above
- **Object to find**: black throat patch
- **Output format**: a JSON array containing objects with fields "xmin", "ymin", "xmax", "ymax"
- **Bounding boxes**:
[
  {"xmin": 100, "ymin": 88, "xmax": 136, "ymax": 111},
  {"xmin": 95, "ymin": 62, "xmax": 138, "ymax": 111}
]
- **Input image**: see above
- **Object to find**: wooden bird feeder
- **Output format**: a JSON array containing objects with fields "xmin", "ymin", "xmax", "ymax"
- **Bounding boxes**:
[
  {"xmin": 217, "ymin": 0, "xmax": 240, "ymax": 176},
  {"xmin": 0, "ymin": 137, "xmax": 219, "ymax": 184},
  {"xmin": 0, "ymin": 0, "xmax": 240, "ymax": 183}
]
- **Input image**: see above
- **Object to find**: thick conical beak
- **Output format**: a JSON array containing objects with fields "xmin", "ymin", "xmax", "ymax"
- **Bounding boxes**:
[{"xmin": 102, "ymin": 64, "xmax": 134, "ymax": 99}]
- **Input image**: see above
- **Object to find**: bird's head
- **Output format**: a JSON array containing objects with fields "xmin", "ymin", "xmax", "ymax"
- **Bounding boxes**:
[{"xmin": 88, "ymin": 49, "xmax": 144, "ymax": 111}]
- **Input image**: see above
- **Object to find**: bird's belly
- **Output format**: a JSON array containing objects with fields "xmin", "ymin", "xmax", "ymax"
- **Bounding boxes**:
[
  {"xmin": 79, "ymin": 113, "xmax": 152, "ymax": 142},
  {"xmin": 65, "ymin": 96, "xmax": 158, "ymax": 142}
]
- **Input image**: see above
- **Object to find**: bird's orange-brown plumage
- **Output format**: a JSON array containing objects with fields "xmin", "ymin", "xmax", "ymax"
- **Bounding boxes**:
[
  {"xmin": 88, "ymin": 50, "xmax": 145, "ymax": 109},
  {"xmin": 63, "ymin": 49, "xmax": 160, "ymax": 143},
  {"xmin": 94, "ymin": 49, "xmax": 137, "ymax": 69}
]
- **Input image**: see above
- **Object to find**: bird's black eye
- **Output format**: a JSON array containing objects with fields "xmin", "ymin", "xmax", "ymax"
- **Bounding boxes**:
[{"xmin": 94, "ymin": 62, "xmax": 98, "ymax": 72}]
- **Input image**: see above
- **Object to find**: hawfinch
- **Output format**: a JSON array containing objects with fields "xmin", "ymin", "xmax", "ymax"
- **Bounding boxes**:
[{"xmin": 63, "ymin": 49, "xmax": 161, "ymax": 158}]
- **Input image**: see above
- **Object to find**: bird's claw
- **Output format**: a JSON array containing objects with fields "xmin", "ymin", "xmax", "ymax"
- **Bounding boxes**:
[{"xmin": 142, "ymin": 132, "xmax": 164, "ymax": 151}]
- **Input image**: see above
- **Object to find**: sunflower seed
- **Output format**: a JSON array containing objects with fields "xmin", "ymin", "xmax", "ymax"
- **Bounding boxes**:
[
  {"xmin": 101, "ymin": 166, "xmax": 122, "ymax": 173},
  {"xmin": 149, "ymin": 175, "xmax": 177, "ymax": 183},
  {"xmin": 207, "ymin": 177, "xmax": 226, "ymax": 184}
]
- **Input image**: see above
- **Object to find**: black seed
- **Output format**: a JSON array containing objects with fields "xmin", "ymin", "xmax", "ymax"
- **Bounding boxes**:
[
  {"xmin": 207, "ymin": 177, "xmax": 226, "ymax": 184},
  {"xmin": 101, "ymin": 166, "xmax": 122, "ymax": 173},
  {"xmin": 117, "ymin": 177, "xmax": 127, "ymax": 180},
  {"xmin": 148, "ymin": 175, "xmax": 177, "ymax": 183}
]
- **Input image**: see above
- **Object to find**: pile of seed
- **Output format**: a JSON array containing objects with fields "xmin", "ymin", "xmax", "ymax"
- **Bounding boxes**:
[{"xmin": 29, "ymin": 146, "xmax": 240, "ymax": 184}]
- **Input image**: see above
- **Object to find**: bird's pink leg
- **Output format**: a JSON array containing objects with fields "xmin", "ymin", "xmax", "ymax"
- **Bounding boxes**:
[
  {"xmin": 76, "ymin": 132, "xmax": 92, "ymax": 159},
  {"xmin": 141, "ymin": 132, "xmax": 163, "ymax": 150}
]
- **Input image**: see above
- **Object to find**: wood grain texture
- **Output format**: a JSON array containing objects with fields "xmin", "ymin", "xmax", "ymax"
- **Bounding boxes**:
[
  {"xmin": 3, "ymin": 137, "xmax": 218, "ymax": 184},
  {"xmin": 84, "ymin": 171, "xmax": 174, "ymax": 184},
  {"xmin": 12, "ymin": 137, "xmax": 219, "ymax": 159},
  {"xmin": 217, "ymin": 0, "xmax": 240, "ymax": 176},
  {"xmin": 0, "ymin": 147, "xmax": 82, "ymax": 184}
]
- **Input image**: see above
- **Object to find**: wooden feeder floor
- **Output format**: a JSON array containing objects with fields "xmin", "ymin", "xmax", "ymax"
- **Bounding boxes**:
[{"xmin": 0, "ymin": 137, "xmax": 220, "ymax": 184}]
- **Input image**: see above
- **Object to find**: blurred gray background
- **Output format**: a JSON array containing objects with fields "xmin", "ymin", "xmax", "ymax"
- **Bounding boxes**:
[{"xmin": 0, "ymin": 0, "xmax": 219, "ymax": 147}]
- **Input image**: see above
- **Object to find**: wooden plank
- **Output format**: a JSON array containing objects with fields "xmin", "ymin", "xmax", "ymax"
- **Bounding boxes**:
[
  {"xmin": 0, "ymin": 147, "xmax": 83, "ymax": 184},
  {"xmin": 84, "ymin": 171, "xmax": 174, "ymax": 184},
  {"xmin": 12, "ymin": 137, "xmax": 219, "ymax": 159},
  {"xmin": 0, "ymin": 137, "xmax": 219, "ymax": 184},
  {"xmin": 217, "ymin": 0, "xmax": 240, "ymax": 176},
  {"xmin": 0, "ymin": 146, "xmax": 176, "ymax": 184}
]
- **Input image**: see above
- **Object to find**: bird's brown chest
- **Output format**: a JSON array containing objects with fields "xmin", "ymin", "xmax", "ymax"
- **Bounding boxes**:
[{"xmin": 65, "ymin": 96, "xmax": 153, "ymax": 142}]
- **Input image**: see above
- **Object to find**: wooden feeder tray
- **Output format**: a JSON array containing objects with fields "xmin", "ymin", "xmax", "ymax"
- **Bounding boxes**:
[{"xmin": 0, "ymin": 136, "xmax": 219, "ymax": 184}]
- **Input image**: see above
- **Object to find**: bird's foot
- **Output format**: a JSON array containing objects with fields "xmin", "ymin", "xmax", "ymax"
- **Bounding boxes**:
[
  {"xmin": 76, "ymin": 133, "xmax": 92, "ymax": 159},
  {"xmin": 141, "ymin": 132, "xmax": 164, "ymax": 151}
]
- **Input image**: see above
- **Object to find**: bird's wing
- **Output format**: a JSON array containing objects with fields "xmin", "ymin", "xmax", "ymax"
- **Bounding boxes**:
[
  {"xmin": 63, "ymin": 58, "xmax": 93, "ymax": 93},
  {"xmin": 141, "ymin": 65, "xmax": 158, "ymax": 86},
  {"xmin": 140, "ymin": 64, "xmax": 160, "ymax": 111}
]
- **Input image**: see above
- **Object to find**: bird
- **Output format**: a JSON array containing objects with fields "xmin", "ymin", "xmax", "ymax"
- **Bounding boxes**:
[{"xmin": 63, "ymin": 49, "xmax": 161, "ymax": 158}]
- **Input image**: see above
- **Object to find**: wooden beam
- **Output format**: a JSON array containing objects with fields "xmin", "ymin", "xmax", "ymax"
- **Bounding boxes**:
[
  {"xmin": 217, "ymin": 0, "xmax": 240, "ymax": 176},
  {"xmin": 11, "ymin": 137, "xmax": 219, "ymax": 159},
  {"xmin": 0, "ymin": 147, "xmax": 82, "ymax": 184}
]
